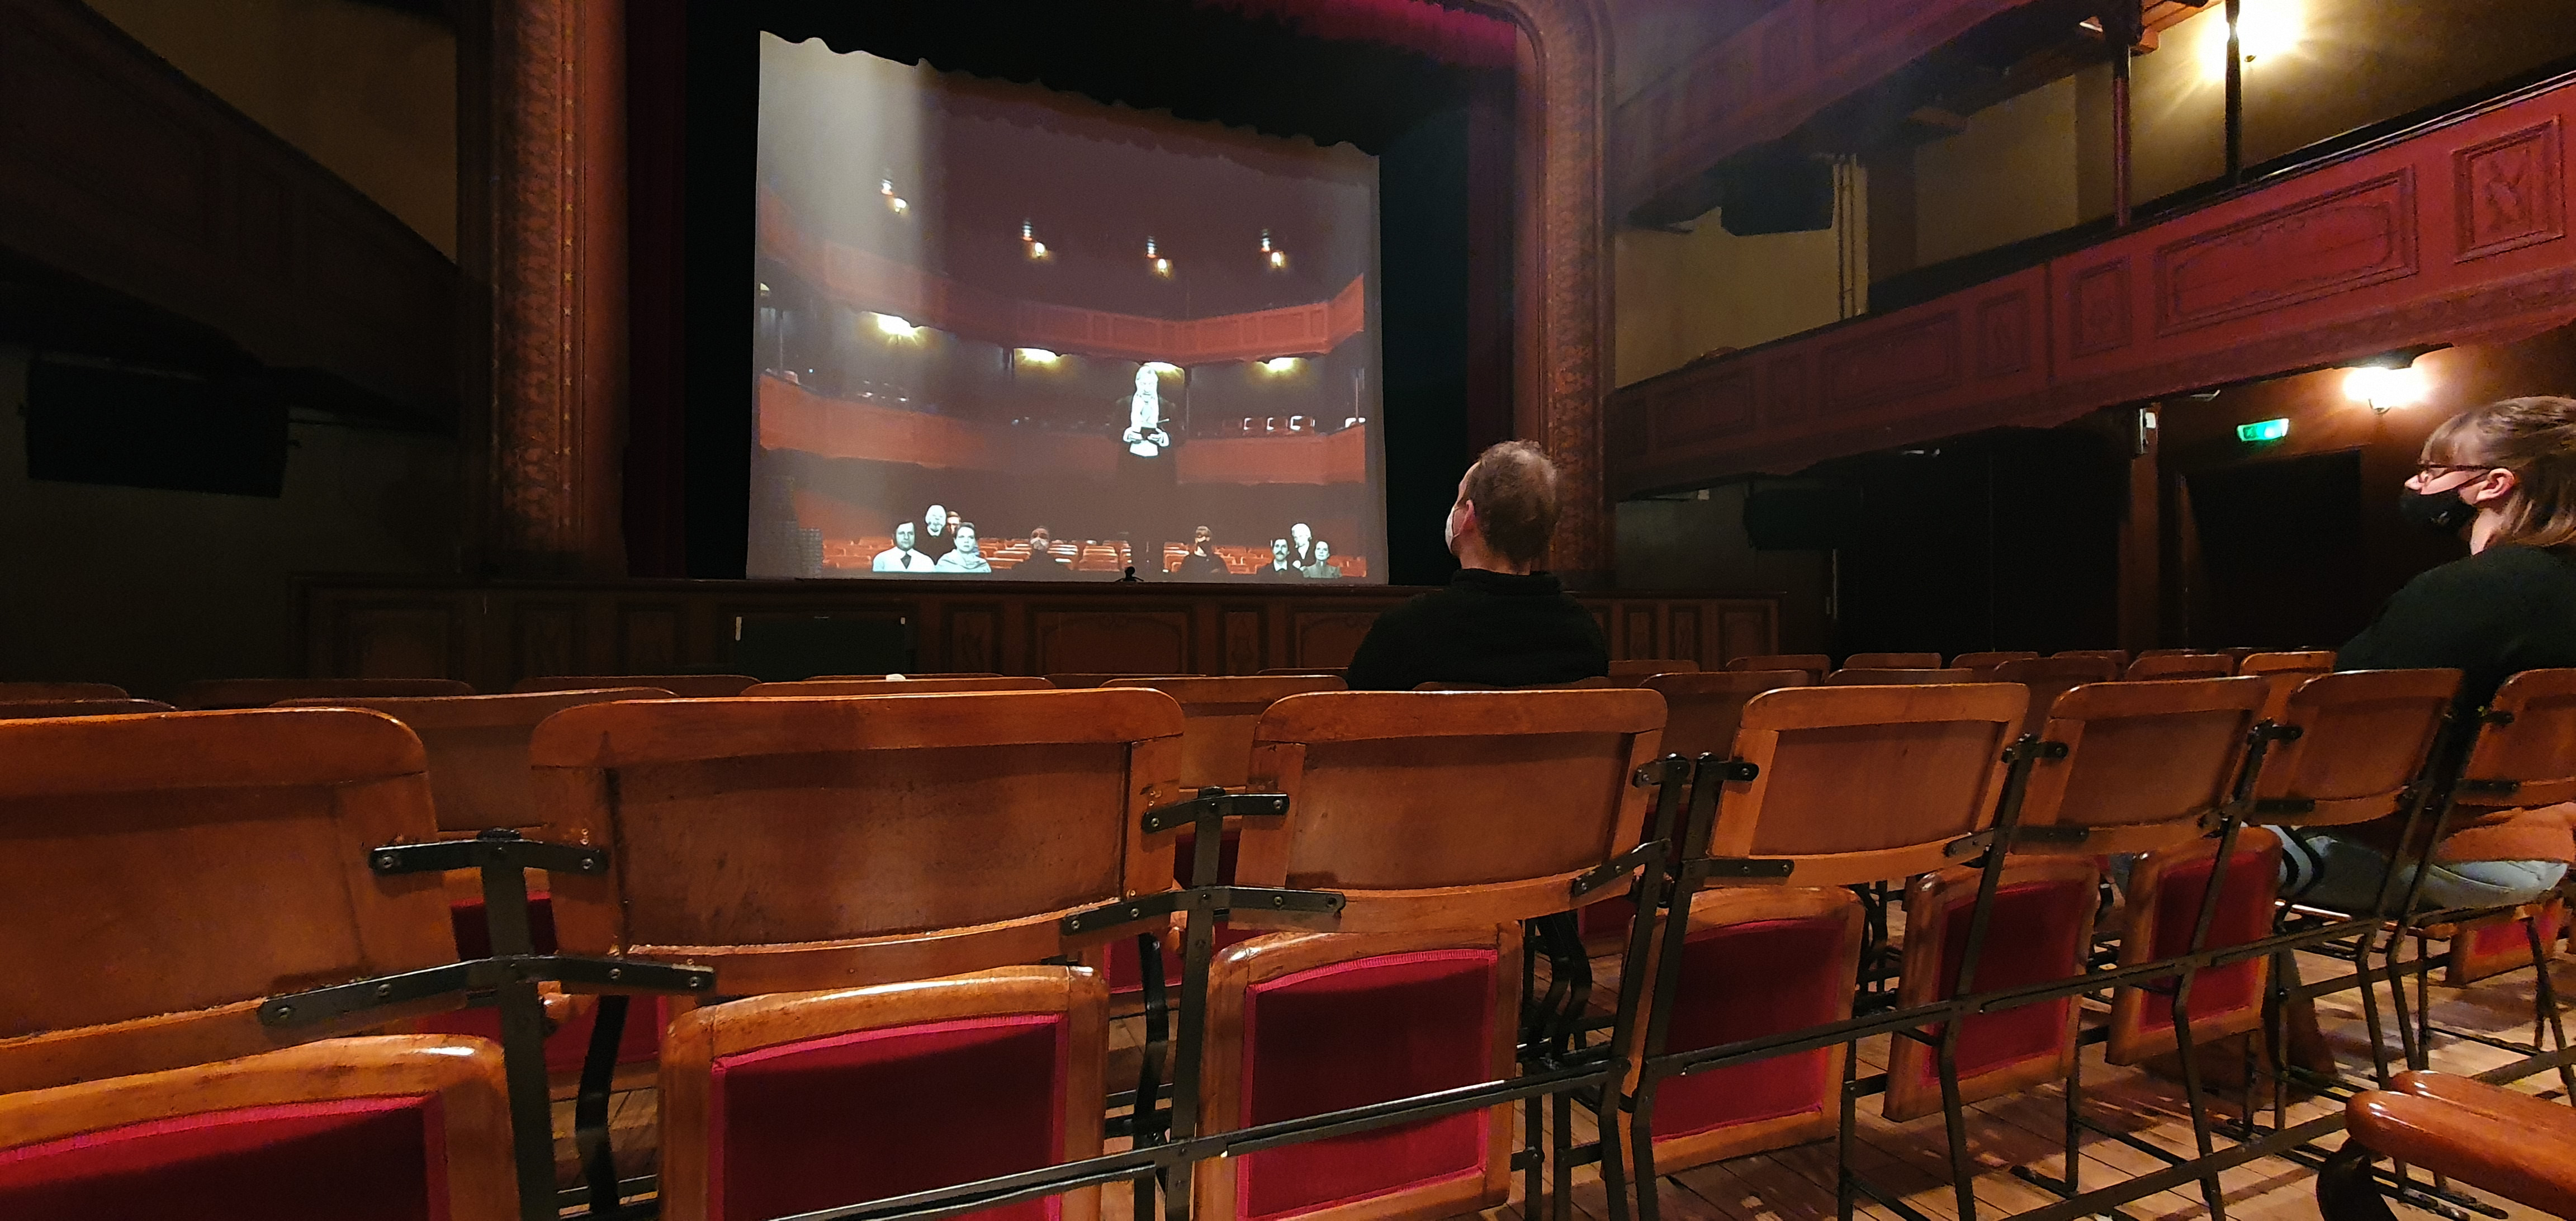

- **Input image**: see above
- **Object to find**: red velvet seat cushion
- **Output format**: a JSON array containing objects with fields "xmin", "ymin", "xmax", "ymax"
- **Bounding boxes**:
[
  {"xmin": 1107, "ymin": 924, "xmax": 1263, "ymax": 997},
  {"xmin": 1235, "ymin": 949, "xmax": 1498, "ymax": 1221},
  {"xmin": 1651, "ymin": 916, "xmax": 1850, "ymax": 1139},
  {"xmin": 2135, "ymin": 841, "xmax": 2277, "ymax": 1034},
  {"xmin": 708, "ymin": 1014, "xmax": 1069, "ymax": 1221},
  {"xmin": 449, "ymin": 892, "xmax": 559, "ymax": 958},
  {"xmin": 1902, "ymin": 878, "xmax": 2094, "ymax": 1091},
  {"xmin": 0, "ymin": 1096, "xmax": 446, "ymax": 1221}
]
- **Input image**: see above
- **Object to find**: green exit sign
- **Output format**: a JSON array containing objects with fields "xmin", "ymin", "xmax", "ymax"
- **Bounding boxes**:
[{"xmin": 2236, "ymin": 418, "xmax": 2290, "ymax": 443}]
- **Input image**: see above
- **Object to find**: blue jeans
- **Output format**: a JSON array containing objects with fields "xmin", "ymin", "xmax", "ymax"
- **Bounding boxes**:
[{"xmin": 2283, "ymin": 831, "xmax": 2566, "ymax": 914}]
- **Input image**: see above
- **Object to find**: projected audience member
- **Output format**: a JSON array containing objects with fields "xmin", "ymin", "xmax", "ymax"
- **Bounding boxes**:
[
  {"xmin": 936, "ymin": 522, "xmax": 992, "ymax": 573},
  {"xmin": 1290, "ymin": 522, "xmax": 1315, "ymax": 566},
  {"xmin": 1262, "ymin": 538, "xmax": 1299, "ymax": 580},
  {"xmin": 1122, "ymin": 367, "xmax": 1172, "ymax": 458},
  {"xmin": 1017, "ymin": 527, "xmax": 1071, "ymax": 578},
  {"xmin": 1343, "ymin": 440, "xmax": 1607, "ymax": 690},
  {"xmin": 872, "ymin": 522, "xmax": 933, "ymax": 572},
  {"xmin": 1177, "ymin": 526, "xmax": 1230, "ymax": 579},
  {"xmin": 924, "ymin": 504, "xmax": 951, "ymax": 545},
  {"xmin": 1301, "ymin": 540, "xmax": 1341, "ymax": 579}
]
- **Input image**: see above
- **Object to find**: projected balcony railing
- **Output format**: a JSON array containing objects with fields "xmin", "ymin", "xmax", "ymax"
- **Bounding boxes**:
[
  {"xmin": 761, "ymin": 377, "xmax": 1368, "ymax": 485},
  {"xmin": 761, "ymin": 192, "xmax": 1367, "ymax": 364}
]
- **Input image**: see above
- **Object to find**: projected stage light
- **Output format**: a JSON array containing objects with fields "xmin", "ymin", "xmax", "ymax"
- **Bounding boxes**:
[
  {"xmin": 879, "ymin": 178, "xmax": 909, "ymax": 214},
  {"xmin": 1261, "ymin": 229, "xmax": 1287, "ymax": 269},
  {"xmin": 873, "ymin": 313, "xmax": 921, "ymax": 338},
  {"xmin": 1014, "ymin": 348, "xmax": 1060, "ymax": 366},
  {"xmin": 1140, "ymin": 361, "xmax": 1181, "ymax": 376},
  {"xmin": 1146, "ymin": 237, "xmax": 1172, "ymax": 278},
  {"xmin": 1261, "ymin": 357, "xmax": 1301, "ymax": 373}
]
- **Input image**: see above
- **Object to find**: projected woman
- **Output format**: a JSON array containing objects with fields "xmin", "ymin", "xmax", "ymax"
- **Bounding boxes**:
[
  {"xmin": 1119, "ymin": 365, "xmax": 1180, "ymax": 573},
  {"xmin": 1121, "ymin": 367, "xmax": 1171, "ymax": 457}
]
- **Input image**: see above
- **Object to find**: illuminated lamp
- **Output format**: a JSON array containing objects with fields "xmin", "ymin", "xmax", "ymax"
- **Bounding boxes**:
[
  {"xmin": 2344, "ymin": 365, "xmax": 2430, "ymax": 413},
  {"xmin": 2205, "ymin": 0, "xmax": 2300, "ymax": 75},
  {"xmin": 1015, "ymin": 348, "xmax": 1059, "ymax": 365},
  {"xmin": 1022, "ymin": 220, "xmax": 1049, "ymax": 261},
  {"xmin": 1147, "ymin": 237, "xmax": 1172, "ymax": 278},
  {"xmin": 1141, "ymin": 361, "xmax": 1182, "ymax": 376},
  {"xmin": 1260, "ymin": 357, "xmax": 1300, "ymax": 373},
  {"xmin": 880, "ymin": 178, "xmax": 908, "ymax": 215},
  {"xmin": 1261, "ymin": 228, "xmax": 1287, "ymax": 270},
  {"xmin": 873, "ymin": 313, "xmax": 921, "ymax": 338}
]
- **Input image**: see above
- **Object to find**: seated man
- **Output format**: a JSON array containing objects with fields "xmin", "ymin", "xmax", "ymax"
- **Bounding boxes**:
[
  {"xmin": 872, "ymin": 521, "xmax": 932, "ymax": 572},
  {"xmin": 1344, "ymin": 441, "xmax": 1607, "ymax": 690},
  {"xmin": 1259, "ymin": 538, "xmax": 1299, "ymax": 580},
  {"xmin": 1300, "ymin": 539, "xmax": 1342, "ymax": 579},
  {"xmin": 1177, "ymin": 526, "xmax": 1232, "ymax": 579},
  {"xmin": 935, "ymin": 522, "xmax": 992, "ymax": 573}
]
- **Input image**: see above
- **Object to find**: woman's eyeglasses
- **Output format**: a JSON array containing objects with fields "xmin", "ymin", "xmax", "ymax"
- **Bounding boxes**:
[{"xmin": 2413, "ymin": 462, "xmax": 2500, "ymax": 480}]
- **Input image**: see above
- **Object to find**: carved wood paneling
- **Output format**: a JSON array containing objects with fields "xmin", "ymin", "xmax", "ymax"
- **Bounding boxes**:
[
  {"xmin": 1289, "ymin": 610, "xmax": 1382, "ymax": 669},
  {"xmin": 512, "ymin": 602, "xmax": 580, "ymax": 679},
  {"xmin": 333, "ymin": 603, "xmax": 456, "ymax": 679},
  {"xmin": 948, "ymin": 607, "xmax": 1000, "ymax": 672},
  {"xmin": 1222, "ymin": 609, "xmax": 1264, "ymax": 676},
  {"xmin": 1033, "ymin": 609, "xmax": 1190, "ymax": 674},
  {"xmin": 1622, "ymin": 606, "xmax": 1656, "ymax": 659},
  {"xmin": 619, "ymin": 605, "xmax": 683, "ymax": 672},
  {"xmin": 1611, "ymin": 77, "xmax": 2576, "ymax": 493},
  {"xmin": 1669, "ymin": 607, "xmax": 1702, "ymax": 665}
]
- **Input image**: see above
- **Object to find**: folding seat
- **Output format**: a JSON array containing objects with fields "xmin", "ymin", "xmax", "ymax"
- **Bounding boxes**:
[
  {"xmin": 741, "ymin": 675, "xmax": 1052, "ymax": 694},
  {"xmin": 171, "ymin": 677, "xmax": 473, "ymax": 709},
  {"xmin": 2239, "ymin": 650, "xmax": 2336, "ymax": 721},
  {"xmin": 1049, "ymin": 672, "xmax": 1171, "ymax": 688},
  {"xmin": 1622, "ymin": 683, "xmax": 2026, "ymax": 1221},
  {"xmin": 2323, "ymin": 1071, "xmax": 2576, "ymax": 1219},
  {"xmin": 1210, "ymin": 688, "xmax": 1665, "ymax": 1221},
  {"xmin": 0, "ymin": 681, "xmax": 125, "ymax": 699},
  {"xmin": 1906, "ymin": 676, "xmax": 2269, "ymax": 1214},
  {"xmin": 0, "ymin": 699, "xmax": 171, "ymax": 719},
  {"xmin": 1608, "ymin": 659, "xmax": 1698, "ymax": 682},
  {"xmin": 515, "ymin": 674, "xmax": 757, "ymax": 696},
  {"xmin": 1257, "ymin": 667, "xmax": 1345, "ymax": 678},
  {"xmin": 2378, "ymin": 669, "xmax": 2576, "ymax": 1090},
  {"xmin": 1096, "ymin": 676, "xmax": 1344, "ymax": 1006},
  {"xmin": 2051, "ymin": 649, "xmax": 2129, "ymax": 668},
  {"xmin": 1724, "ymin": 653, "xmax": 1831, "ymax": 683},
  {"xmin": 1825, "ymin": 666, "xmax": 1974, "ymax": 685},
  {"xmin": 807, "ymin": 672, "xmax": 1003, "ymax": 680},
  {"xmin": 2199, "ymin": 669, "xmax": 2457, "ymax": 1083},
  {"xmin": 1843, "ymin": 651, "xmax": 1942, "ymax": 669},
  {"xmin": 2125, "ymin": 652, "xmax": 2237, "ymax": 680},
  {"xmin": 532, "ymin": 688, "xmax": 1184, "ymax": 1221},
  {"xmin": 271, "ymin": 688, "xmax": 676, "ymax": 1091},
  {"xmin": 0, "ymin": 707, "xmax": 514, "ymax": 1219},
  {"xmin": 1993, "ymin": 655, "xmax": 2119, "ymax": 738},
  {"xmin": 1950, "ymin": 651, "xmax": 2038, "ymax": 676}
]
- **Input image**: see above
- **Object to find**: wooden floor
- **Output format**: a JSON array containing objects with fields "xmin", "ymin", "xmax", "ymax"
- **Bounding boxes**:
[{"xmin": 552, "ymin": 942, "xmax": 2574, "ymax": 1221}]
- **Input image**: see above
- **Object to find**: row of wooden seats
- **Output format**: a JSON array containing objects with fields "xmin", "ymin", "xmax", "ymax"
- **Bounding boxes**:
[{"xmin": 2, "ymin": 667, "xmax": 2564, "ymax": 1221}]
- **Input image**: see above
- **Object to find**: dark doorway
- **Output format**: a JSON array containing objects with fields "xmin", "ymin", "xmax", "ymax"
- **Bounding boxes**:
[{"xmin": 2184, "ymin": 449, "xmax": 2367, "ymax": 649}]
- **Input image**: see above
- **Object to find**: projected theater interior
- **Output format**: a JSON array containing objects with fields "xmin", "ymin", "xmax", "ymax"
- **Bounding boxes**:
[{"xmin": 751, "ymin": 35, "xmax": 1387, "ymax": 581}]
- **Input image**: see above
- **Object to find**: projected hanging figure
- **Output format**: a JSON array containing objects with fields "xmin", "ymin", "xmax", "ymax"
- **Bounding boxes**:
[{"xmin": 1121, "ymin": 367, "xmax": 1172, "ymax": 458}]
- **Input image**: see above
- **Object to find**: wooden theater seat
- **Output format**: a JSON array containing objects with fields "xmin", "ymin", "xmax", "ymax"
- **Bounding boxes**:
[
  {"xmin": 0, "ymin": 707, "xmax": 463, "ymax": 1094},
  {"xmin": 1628, "ymin": 683, "xmax": 2026, "ymax": 1180},
  {"xmin": 515, "ymin": 674, "xmax": 758, "ymax": 697},
  {"xmin": 0, "ymin": 1036, "xmax": 515, "ymax": 1221},
  {"xmin": 808, "ymin": 672, "xmax": 1002, "ymax": 680},
  {"xmin": 0, "ymin": 699, "xmax": 172, "ymax": 720},
  {"xmin": 2124, "ymin": 653, "xmax": 2236, "ymax": 680},
  {"xmin": 741, "ymin": 676, "xmax": 1052, "ymax": 695},
  {"xmin": 1725, "ymin": 654, "xmax": 1831, "ymax": 683},
  {"xmin": 2327, "ymin": 1072, "xmax": 2576, "ymax": 1219},
  {"xmin": 1992, "ymin": 655, "xmax": 2120, "ymax": 739},
  {"xmin": 1843, "ymin": 652, "xmax": 1942, "ymax": 669},
  {"xmin": 1047, "ymin": 673, "xmax": 1177, "ymax": 688},
  {"xmin": 171, "ymin": 678, "xmax": 473, "ymax": 709},
  {"xmin": 1258, "ymin": 668, "xmax": 1345, "ymax": 678},
  {"xmin": 1950, "ymin": 651, "xmax": 2038, "ymax": 676},
  {"xmin": 1641, "ymin": 670, "xmax": 1810, "ymax": 761},
  {"xmin": 0, "ymin": 681, "xmax": 126, "ymax": 700},
  {"xmin": 2239, "ymin": 650, "xmax": 2336, "ymax": 721},
  {"xmin": 1933, "ymin": 677, "xmax": 2269, "ymax": 1099},
  {"xmin": 1608, "ymin": 659, "xmax": 1698, "ymax": 680},
  {"xmin": 2051, "ymin": 649, "xmax": 2129, "ymax": 668},
  {"xmin": 1200, "ymin": 688, "xmax": 1664, "ymax": 1221},
  {"xmin": 1824, "ymin": 667, "xmax": 1974, "ymax": 685},
  {"xmin": 2406, "ymin": 670, "xmax": 2576, "ymax": 1026},
  {"xmin": 532, "ymin": 689, "xmax": 1182, "ymax": 1221},
  {"xmin": 1103, "ymin": 675, "xmax": 1345, "ymax": 791}
]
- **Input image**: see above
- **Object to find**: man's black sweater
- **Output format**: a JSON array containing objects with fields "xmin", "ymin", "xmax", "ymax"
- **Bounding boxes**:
[
  {"xmin": 2339, "ymin": 543, "xmax": 2576, "ymax": 709},
  {"xmin": 1343, "ymin": 568, "xmax": 1609, "ymax": 691}
]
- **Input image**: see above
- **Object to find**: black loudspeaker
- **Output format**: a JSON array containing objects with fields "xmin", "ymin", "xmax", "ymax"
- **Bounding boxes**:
[
  {"xmin": 1744, "ymin": 485, "xmax": 1864, "ymax": 550},
  {"xmin": 1719, "ymin": 151, "xmax": 1836, "ymax": 236},
  {"xmin": 23, "ymin": 359, "xmax": 288, "ymax": 496}
]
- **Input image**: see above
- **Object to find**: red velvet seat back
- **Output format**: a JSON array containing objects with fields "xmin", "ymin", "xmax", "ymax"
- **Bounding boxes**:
[
  {"xmin": 0, "ymin": 1097, "xmax": 447, "ymax": 1221},
  {"xmin": 1234, "ymin": 949, "xmax": 1498, "ymax": 1221},
  {"xmin": 707, "ymin": 1014, "xmax": 1069, "ymax": 1221},
  {"xmin": 1651, "ymin": 915, "xmax": 1851, "ymax": 1139},
  {"xmin": 2109, "ymin": 831, "xmax": 2283, "ymax": 1063},
  {"xmin": 1883, "ymin": 868, "xmax": 2096, "ymax": 1120}
]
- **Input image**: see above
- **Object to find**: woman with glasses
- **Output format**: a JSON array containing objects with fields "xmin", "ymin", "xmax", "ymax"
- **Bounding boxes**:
[{"xmin": 2293, "ymin": 396, "xmax": 2576, "ymax": 912}]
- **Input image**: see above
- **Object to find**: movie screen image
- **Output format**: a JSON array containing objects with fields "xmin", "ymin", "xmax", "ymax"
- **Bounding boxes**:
[{"xmin": 750, "ymin": 35, "xmax": 1388, "ymax": 582}]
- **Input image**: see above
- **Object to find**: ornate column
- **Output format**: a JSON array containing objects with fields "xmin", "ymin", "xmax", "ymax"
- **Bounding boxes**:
[
  {"xmin": 470, "ymin": 0, "xmax": 628, "ymax": 577},
  {"xmin": 1491, "ymin": 0, "xmax": 1612, "ymax": 582}
]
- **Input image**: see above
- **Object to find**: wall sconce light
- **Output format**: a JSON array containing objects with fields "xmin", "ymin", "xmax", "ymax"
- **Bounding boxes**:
[
  {"xmin": 2344, "ymin": 365, "xmax": 2430, "ymax": 413},
  {"xmin": 2205, "ymin": 0, "xmax": 2302, "ymax": 77},
  {"xmin": 873, "ymin": 313, "xmax": 921, "ymax": 338},
  {"xmin": 1146, "ymin": 238, "xmax": 1171, "ymax": 278},
  {"xmin": 1021, "ymin": 220, "xmax": 1049, "ymax": 261},
  {"xmin": 1014, "ymin": 348, "xmax": 1059, "ymax": 366},
  {"xmin": 1261, "ymin": 228, "xmax": 1287, "ymax": 270},
  {"xmin": 1259, "ymin": 356, "xmax": 1301, "ymax": 374},
  {"xmin": 1141, "ymin": 361, "xmax": 1182, "ymax": 376},
  {"xmin": 880, "ymin": 178, "xmax": 909, "ymax": 215}
]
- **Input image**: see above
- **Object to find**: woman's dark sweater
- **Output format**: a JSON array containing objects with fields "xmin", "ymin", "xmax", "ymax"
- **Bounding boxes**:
[
  {"xmin": 2339, "ymin": 543, "xmax": 2576, "ymax": 710},
  {"xmin": 1343, "ymin": 569, "xmax": 1609, "ymax": 691}
]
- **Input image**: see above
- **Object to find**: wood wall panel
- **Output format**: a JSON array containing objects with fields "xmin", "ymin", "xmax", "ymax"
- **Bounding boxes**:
[
  {"xmin": 296, "ymin": 579, "xmax": 1780, "ymax": 690},
  {"xmin": 1612, "ymin": 74, "xmax": 2576, "ymax": 494}
]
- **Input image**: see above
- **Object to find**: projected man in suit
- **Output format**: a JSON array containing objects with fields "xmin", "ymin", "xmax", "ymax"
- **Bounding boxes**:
[
  {"xmin": 872, "ymin": 522, "xmax": 933, "ymax": 572},
  {"xmin": 1117, "ymin": 365, "xmax": 1180, "ymax": 574},
  {"xmin": 1300, "ymin": 540, "xmax": 1342, "ymax": 579},
  {"xmin": 936, "ymin": 522, "xmax": 991, "ymax": 572},
  {"xmin": 1262, "ymin": 538, "xmax": 1298, "ymax": 580}
]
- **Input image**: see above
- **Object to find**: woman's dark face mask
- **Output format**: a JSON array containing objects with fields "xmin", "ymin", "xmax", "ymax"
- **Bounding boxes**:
[{"xmin": 2398, "ymin": 484, "xmax": 2480, "ymax": 534}]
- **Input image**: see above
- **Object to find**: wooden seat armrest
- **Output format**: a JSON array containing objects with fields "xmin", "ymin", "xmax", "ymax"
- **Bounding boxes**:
[{"xmin": 2346, "ymin": 1082, "xmax": 2576, "ymax": 1218}]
